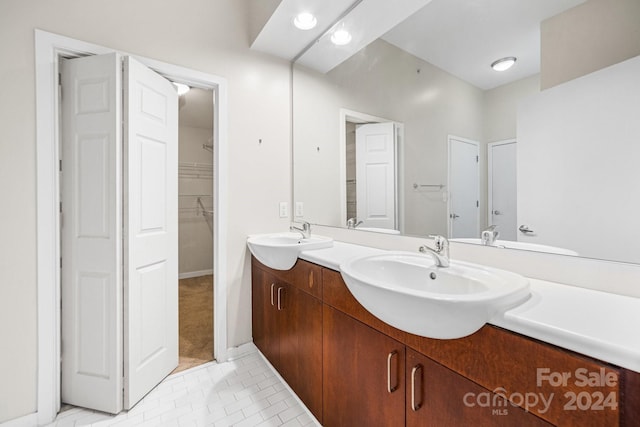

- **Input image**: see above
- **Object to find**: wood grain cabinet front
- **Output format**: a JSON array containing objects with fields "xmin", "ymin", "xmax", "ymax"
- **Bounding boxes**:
[
  {"xmin": 406, "ymin": 348, "xmax": 553, "ymax": 427},
  {"xmin": 251, "ymin": 259, "xmax": 638, "ymax": 427},
  {"xmin": 323, "ymin": 305, "xmax": 406, "ymax": 427},
  {"xmin": 251, "ymin": 259, "xmax": 323, "ymax": 422}
]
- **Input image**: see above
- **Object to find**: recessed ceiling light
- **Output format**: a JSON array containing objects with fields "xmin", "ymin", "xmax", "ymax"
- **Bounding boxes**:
[
  {"xmin": 331, "ymin": 28, "xmax": 352, "ymax": 46},
  {"xmin": 173, "ymin": 82, "xmax": 190, "ymax": 96},
  {"xmin": 491, "ymin": 57, "xmax": 517, "ymax": 72},
  {"xmin": 294, "ymin": 12, "xmax": 317, "ymax": 30}
]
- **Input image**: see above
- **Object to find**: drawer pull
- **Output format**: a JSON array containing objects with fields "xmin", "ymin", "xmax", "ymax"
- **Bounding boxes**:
[
  {"xmin": 387, "ymin": 350, "xmax": 399, "ymax": 393},
  {"xmin": 270, "ymin": 283, "xmax": 276, "ymax": 306},
  {"xmin": 411, "ymin": 364, "xmax": 423, "ymax": 411},
  {"xmin": 277, "ymin": 287, "xmax": 284, "ymax": 311}
]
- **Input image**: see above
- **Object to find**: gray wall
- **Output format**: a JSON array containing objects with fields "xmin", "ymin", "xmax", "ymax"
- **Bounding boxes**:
[{"xmin": 541, "ymin": 0, "xmax": 640, "ymax": 89}]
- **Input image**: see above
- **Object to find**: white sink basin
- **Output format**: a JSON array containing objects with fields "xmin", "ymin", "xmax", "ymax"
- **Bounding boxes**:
[
  {"xmin": 339, "ymin": 252, "xmax": 530, "ymax": 339},
  {"xmin": 247, "ymin": 232, "xmax": 333, "ymax": 270}
]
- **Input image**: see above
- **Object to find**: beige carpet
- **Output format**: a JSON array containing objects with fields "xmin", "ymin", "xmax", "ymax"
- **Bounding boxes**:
[{"xmin": 172, "ymin": 275, "xmax": 214, "ymax": 374}]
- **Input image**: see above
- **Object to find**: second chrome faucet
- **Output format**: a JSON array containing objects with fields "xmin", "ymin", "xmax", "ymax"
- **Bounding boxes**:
[{"xmin": 418, "ymin": 235, "xmax": 450, "ymax": 268}]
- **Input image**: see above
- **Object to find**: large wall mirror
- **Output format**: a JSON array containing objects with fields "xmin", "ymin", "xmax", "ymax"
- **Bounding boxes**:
[{"xmin": 292, "ymin": 0, "xmax": 640, "ymax": 265}]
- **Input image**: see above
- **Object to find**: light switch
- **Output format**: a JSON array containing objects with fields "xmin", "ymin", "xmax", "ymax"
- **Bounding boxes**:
[
  {"xmin": 279, "ymin": 201, "xmax": 289, "ymax": 218},
  {"xmin": 295, "ymin": 202, "xmax": 304, "ymax": 217}
]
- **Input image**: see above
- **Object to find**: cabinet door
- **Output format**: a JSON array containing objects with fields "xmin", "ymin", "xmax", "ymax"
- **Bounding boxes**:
[
  {"xmin": 251, "ymin": 266, "xmax": 280, "ymax": 369},
  {"xmin": 252, "ymin": 262, "xmax": 323, "ymax": 423},
  {"xmin": 277, "ymin": 285, "xmax": 323, "ymax": 422},
  {"xmin": 323, "ymin": 305, "xmax": 405, "ymax": 427},
  {"xmin": 406, "ymin": 349, "xmax": 552, "ymax": 427}
]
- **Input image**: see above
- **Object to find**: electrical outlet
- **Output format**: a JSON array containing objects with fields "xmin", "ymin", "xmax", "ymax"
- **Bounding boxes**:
[
  {"xmin": 295, "ymin": 202, "xmax": 304, "ymax": 217},
  {"xmin": 279, "ymin": 201, "xmax": 289, "ymax": 218}
]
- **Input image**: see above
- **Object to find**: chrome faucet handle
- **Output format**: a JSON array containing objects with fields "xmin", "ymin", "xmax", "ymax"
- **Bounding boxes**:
[
  {"xmin": 419, "ymin": 235, "xmax": 450, "ymax": 268},
  {"xmin": 346, "ymin": 217, "xmax": 363, "ymax": 229},
  {"xmin": 481, "ymin": 225, "xmax": 499, "ymax": 245},
  {"xmin": 427, "ymin": 235, "xmax": 449, "ymax": 254},
  {"xmin": 290, "ymin": 221, "xmax": 311, "ymax": 238}
]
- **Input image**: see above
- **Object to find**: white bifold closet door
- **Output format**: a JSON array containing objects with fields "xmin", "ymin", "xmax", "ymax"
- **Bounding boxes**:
[{"xmin": 61, "ymin": 53, "xmax": 178, "ymax": 414}]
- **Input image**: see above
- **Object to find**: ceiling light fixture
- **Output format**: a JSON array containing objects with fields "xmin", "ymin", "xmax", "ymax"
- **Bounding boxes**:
[
  {"xmin": 331, "ymin": 27, "xmax": 352, "ymax": 46},
  {"xmin": 173, "ymin": 82, "xmax": 190, "ymax": 96},
  {"xmin": 294, "ymin": 12, "xmax": 317, "ymax": 30},
  {"xmin": 491, "ymin": 57, "xmax": 517, "ymax": 71}
]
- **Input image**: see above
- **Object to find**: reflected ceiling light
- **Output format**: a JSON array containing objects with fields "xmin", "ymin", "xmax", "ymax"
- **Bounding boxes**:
[
  {"xmin": 491, "ymin": 57, "xmax": 517, "ymax": 71},
  {"xmin": 173, "ymin": 82, "xmax": 190, "ymax": 95},
  {"xmin": 294, "ymin": 12, "xmax": 317, "ymax": 30},
  {"xmin": 331, "ymin": 27, "xmax": 352, "ymax": 46}
]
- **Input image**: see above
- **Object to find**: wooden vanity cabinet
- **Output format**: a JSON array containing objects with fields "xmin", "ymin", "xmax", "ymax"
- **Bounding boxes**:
[
  {"xmin": 251, "ymin": 258, "xmax": 323, "ymax": 422},
  {"xmin": 251, "ymin": 259, "xmax": 637, "ymax": 426},
  {"xmin": 323, "ymin": 305, "xmax": 406, "ymax": 427}
]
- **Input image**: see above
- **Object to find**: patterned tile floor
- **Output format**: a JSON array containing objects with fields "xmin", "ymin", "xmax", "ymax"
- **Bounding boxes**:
[{"xmin": 48, "ymin": 347, "xmax": 320, "ymax": 427}]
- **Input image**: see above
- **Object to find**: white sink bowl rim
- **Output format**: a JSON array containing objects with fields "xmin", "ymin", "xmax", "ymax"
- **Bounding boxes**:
[
  {"xmin": 247, "ymin": 232, "xmax": 333, "ymax": 270},
  {"xmin": 339, "ymin": 251, "xmax": 530, "ymax": 339}
]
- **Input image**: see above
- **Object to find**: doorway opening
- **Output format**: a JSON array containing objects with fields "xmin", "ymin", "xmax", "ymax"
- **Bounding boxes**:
[
  {"xmin": 36, "ymin": 30, "xmax": 228, "ymax": 423},
  {"xmin": 175, "ymin": 86, "xmax": 215, "ymax": 373}
]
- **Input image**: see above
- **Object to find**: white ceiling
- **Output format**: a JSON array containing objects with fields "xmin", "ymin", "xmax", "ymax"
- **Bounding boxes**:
[
  {"xmin": 295, "ymin": 0, "xmax": 431, "ymax": 73},
  {"xmin": 382, "ymin": 0, "xmax": 586, "ymax": 89},
  {"xmin": 251, "ymin": 0, "xmax": 356, "ymax": 61},
  {"xmin": 251, "ymin": 0, "xmax": 586, "ymax": 89}
]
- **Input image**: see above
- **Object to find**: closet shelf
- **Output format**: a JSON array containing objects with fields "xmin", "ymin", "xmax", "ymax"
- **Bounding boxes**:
[{"xmin": 179, "ymin": 162, "xmax": 213, "ymax": 179}]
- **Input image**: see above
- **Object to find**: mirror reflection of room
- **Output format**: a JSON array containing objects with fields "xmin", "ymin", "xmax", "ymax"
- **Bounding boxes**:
[{"xmin": 292, "ymin": 0, "xmax": 640, "ymax": 264}]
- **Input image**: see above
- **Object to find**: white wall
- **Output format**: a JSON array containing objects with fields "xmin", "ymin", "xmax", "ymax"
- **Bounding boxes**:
[
  {"xmin": 0, "ymin": 0, "xmax": 291, "ymax": 423},
  {"xmin": 179, "ymin": 125, "xmax": 214, "ymax": 276},
  {"xmin": 518, "ymin": 55, "xmax": 640, "ymax": 263},
  {"xmin": 483, "ymin": 75, "xmax": 540, "ymax": 143},
  {"xmin": 293, "ymin": 39, "xmax": 485, "ymax": 237}
]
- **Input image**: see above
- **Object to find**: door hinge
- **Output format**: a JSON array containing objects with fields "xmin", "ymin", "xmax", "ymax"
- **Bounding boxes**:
[
  {"xmin": 59, "ymin": 159, "xmax": 62, "ymax": 172},
  {"xmin": 476, "ymin": 200, "xmax": 479, "ymax": 208},
  {"xmin": 476, "ymin": 155, "xmax": 479, "ymax": 162}
]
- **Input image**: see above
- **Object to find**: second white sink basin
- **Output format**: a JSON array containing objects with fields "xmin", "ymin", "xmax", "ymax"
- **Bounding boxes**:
[
  {"xmin": 247, "ymin": 232, "xmax": 333, "ymax": 270},
  {"xmin": 340, "ymin": 251, "xmax": 530, "ymax": 339}
]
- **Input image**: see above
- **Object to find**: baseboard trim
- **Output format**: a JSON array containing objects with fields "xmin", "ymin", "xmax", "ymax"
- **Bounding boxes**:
[
  {"xmin": 225, "ymin": 342, "xmax": 258, "ymax": 361},
  {"xmin": 1, "ymin": 412, "xmax": 39, "ymax": 427},
  {"xmin": 178, "ymin": 269, "xmax": 213, "ymax": 279},
  {"xmin": 254, "ymin": 346, "xmax": 321, "ymax": 426}
]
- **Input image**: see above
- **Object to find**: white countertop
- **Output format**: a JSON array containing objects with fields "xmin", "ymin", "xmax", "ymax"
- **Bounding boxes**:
[{"xmin": 300, "ymin": 241, "xmax": 640, "ymax": 373}]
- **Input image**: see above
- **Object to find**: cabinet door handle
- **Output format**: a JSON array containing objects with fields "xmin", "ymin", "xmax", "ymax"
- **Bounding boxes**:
[
  {"xmin": 387, "ymin": 350, "xmax": 399, "ymax": 393},
  {"xmin": 411, "ymin": 364, "xmax": 423, "ymax": 411},
  {"xmin": 270, "ymin": 283, "xmax": 276, "ymax": 306},
  {"xmin": 277, "ymin": 287, "xmax": 284, "ymax": 311}
]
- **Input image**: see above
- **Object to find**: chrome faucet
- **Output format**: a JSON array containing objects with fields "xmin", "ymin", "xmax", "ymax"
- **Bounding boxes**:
[
  {"xmin": 290, "ymin": 221, "xmax": 311, "ymax": 239},
  {"xmin": 418, "ymin": 235, "xmax": 450, "ymax": 268},
  {"xmin": 481, "ymin": 225, "xmax": 499, "ymax": 246},
  {"xmin": 346, "ymin": 217, "xmax": 363, "ymax": 229}
]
